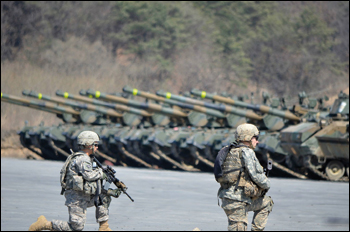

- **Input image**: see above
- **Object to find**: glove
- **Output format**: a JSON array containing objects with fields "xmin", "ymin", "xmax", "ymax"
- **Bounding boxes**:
[
  {"xmin": 102, "ymin": 172, "xmax": 108, "ymax": 180},
  {"xmin": 107, "ymin": 188, "xmax": 122, "ymax": 198}
]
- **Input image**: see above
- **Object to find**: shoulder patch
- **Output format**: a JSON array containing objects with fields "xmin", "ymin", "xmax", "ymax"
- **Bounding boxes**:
[{"xmin": 83, "ymin": 160, "xmax": 93, "ymax": 170}]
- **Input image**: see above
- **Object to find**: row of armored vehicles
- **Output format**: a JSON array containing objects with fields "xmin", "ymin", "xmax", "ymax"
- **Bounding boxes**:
[{"xmin": 1, "ymin": 86, "xmax": 348, "ymax": 181}]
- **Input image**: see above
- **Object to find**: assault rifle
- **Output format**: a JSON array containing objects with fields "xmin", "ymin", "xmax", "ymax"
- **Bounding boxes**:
[{"xmin": 92, "ymin": 156, "xmax": 134, "ymax": 202}]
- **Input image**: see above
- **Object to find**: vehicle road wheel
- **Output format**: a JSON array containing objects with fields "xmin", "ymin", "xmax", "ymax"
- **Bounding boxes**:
[{"xmin": 325, "ymin": 160, "xmax": 345, "ymax": 181}]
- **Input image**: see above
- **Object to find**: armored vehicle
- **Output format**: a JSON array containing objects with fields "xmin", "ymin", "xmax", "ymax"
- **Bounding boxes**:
[
  {"xmin": 278, "ymin": 91, "xmax": 349, "ymax": 181},
  {"xmin": 5, "ymin": 87, "xmax": 347, "ymax": 181}
]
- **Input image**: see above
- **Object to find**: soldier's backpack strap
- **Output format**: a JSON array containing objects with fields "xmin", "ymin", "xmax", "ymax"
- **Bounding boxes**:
[
  {"xmin": 215, "ymin": 142, "xmax": 249, "ymax": 182},
  {"xmin": 214, "ymin": 143, "xmax": 235, "ymax": 181}
]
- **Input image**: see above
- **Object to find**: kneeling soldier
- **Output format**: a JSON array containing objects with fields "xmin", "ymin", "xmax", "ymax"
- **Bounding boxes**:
[{"xmin": 29, "ymin": 131, "xmax": 121, "ymax": 231}]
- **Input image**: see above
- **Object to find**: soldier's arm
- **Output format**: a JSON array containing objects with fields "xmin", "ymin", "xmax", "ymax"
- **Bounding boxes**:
[
  {"xmin": 76, "ymin": 156, "xmax": 103, "ymax": 181},
  {"xmin": 242, "ymin": 148, "xmax": 270, "ymax": 190}
]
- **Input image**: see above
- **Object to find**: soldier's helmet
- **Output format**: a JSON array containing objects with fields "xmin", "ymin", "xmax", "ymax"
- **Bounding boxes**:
[
  {"xmin": 235, "ymin": 123, "xmax": 259, "ymax": 142},
  {"xmin": 77, "ymin": 131, "xmax": 100, "ymax": 146}
]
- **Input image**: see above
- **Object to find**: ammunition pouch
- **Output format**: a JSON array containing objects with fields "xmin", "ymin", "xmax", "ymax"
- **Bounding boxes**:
[
  {"xmin": 72, "ymin": 175, "xmax": 84, "ymax": 191},
  {"xmin": 83, "ymin": 181, "xmax": 97, "ymax": 195},
  {"xmin": 66, "ymin": 174, "xmax": 97, "ymax": 195},
  {"xmin": 238, "ymin": 171, "xmax": 265, "ymax": 199}
]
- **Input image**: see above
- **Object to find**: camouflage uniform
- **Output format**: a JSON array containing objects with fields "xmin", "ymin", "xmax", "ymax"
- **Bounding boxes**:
[
  {"xmin": 218, "ymin": 146, "xmax": 274, "ymax": 231},
  {"xmin": 29, "ymin": 131, "xmax": 117, "ymax": 231},
  {"xmin": 218, "ymin": 124, "xmax": 274, "ymax": 231},
  {"xmin": 52, "ymin": 153, "xmax": 111, "ymax": 231}
]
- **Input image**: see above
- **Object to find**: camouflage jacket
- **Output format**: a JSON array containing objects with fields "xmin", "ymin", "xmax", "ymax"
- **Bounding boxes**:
[
  {"xmin": 218, "ymin": 147, "xmax": 270, "ymax": 204},
  {"xmin": 65, "ymin": 152, "xmax": 103, "ymax": 195}
]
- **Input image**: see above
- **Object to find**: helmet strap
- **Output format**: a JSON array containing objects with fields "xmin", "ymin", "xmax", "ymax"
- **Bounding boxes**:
[{"xmin": 91, "ymin": 144, "xmax": 95, "ymax": 155}]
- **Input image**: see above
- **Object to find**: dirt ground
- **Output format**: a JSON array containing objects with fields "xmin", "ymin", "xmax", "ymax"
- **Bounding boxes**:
[{"xmin": 0, "ymin": 130, "xmax": 43, "ymax": 159}]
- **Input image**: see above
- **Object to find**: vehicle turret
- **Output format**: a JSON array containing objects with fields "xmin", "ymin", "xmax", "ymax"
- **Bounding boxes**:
[
  {"xmin": 328, "ymin": 91, "xmax": 349, "ymax": 119},
  {"xmin": 272, "ymin": 91, "xmax": 349, "ymax": 181}
]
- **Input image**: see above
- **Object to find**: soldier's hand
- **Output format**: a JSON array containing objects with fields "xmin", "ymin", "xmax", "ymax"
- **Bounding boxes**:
[
  {"xmin": 102, "ymin": 172, "xmax": 108, "ymax": 180},
  {"xmin": 107, "ymin": 188, "xmax": 122, "ymax": 198}
]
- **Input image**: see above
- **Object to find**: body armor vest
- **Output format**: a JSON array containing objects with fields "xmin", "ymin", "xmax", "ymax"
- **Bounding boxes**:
[
  {"xmin": 60, "ymin": 152, "xmax": 98, "ymax": 195},
  {"xmin": 218, "ymin": 146, "xmax": 264, "ymax": 199},
  {"xmin": 60, "ymin": 151, "xmax": 85, "ymax": 194},
  {"xmin": 217, "ymin": 147, "xmax": 244, "ymax": 185}
]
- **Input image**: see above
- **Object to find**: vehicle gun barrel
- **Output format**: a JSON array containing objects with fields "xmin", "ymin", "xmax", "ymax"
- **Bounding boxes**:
[
  {"xmin": 122, "ymin": 86, "xmax": 227, "ymax": 118},
  {"xmin": 78, "ymin": 89, "xmax": 153, "ymax": 117},
  {"xmin": 191, "ymin": 89, "xmax": 300, "ymax": 121},
  {"xmin": 85, "ymin": 89, "xmax": 188, "ymax": 118},
  {"xmin": 2, "ymin": 97, "xmax": 64, "ymax": 115},
  {"xmin": 52, "ymin": 90, "xmax": 123, "ymax": 118},
  {"xmin": 155, "ymin": 90, "xmax": 263, "ymax": 120},
  {"xmin": 1, "ymin": 92, "xmax": 80, "ymax": 115}
]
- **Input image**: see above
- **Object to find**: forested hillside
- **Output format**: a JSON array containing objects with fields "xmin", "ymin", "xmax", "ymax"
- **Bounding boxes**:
[{"xmin": 1, "ymin": 1, "xmax": 349, "ymax": 133}]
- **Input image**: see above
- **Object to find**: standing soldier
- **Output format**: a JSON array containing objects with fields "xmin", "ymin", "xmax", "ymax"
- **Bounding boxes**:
[
  {"xmin": 29, "ymin": 131, "xmax": 121, "ymax": 231},
  {"xmin": 215, "ymin": 123, "xmax": 274, "ymax": 231}
]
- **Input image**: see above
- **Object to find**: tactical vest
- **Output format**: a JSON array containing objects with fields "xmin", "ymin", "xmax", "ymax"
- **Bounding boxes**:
[
  {"xmin": 218, "ymin": 146, "xmax": 264, "ymax": 199},
  {"xmin": 217, "ymin": 146, "xmax": 244, "ymax": 188},
  {"xmin": 60, "ymin": 151, "xmax": 85, "ymax": 194},
  {"xmin": 60, "ymin": 151, "xmax": 98, "ymax": 195}
]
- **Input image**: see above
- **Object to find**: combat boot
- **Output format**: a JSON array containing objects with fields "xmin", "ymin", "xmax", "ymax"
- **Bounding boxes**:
[
  {"xmin": 98, "ymin": 220, "xmax": 112, "ymax": 231},
  {"xmin": 28, "ymin": 215, "xmax": 52, "ymax": 231}
]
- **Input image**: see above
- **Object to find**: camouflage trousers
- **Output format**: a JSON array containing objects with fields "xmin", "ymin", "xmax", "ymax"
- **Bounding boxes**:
[
  {"xmin": 51, "ymin": 190, "xmax": 112, "ymax": 231},
  {"xmin": 221, "ymin": 195, "xmax": 274, "ymax": 231}
]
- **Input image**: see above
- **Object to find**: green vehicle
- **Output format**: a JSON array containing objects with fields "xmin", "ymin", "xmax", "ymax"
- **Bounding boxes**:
[
  {"xmin": 85, "ymin": 88, "xmax": 203, "ymax": 171},
  {"xmin": 189, "ymin": 88, "xmax": 315, "ymax": 177},
  {"xmin": 121, "ymin": 86, "xmax": 230, "ymax": 170},
  {"xmin": 1, "ymin": 92, "xmax": 82, "ymax": 160},
  {"xmin": 7, "ymin": 87, "xmax": 347, "ymax": 180},
  {"xmin": 278, "ymin": 91, "xmax": 349, "ymax": 181},
  {"xmin": 155, "ymin": 89, "xmax": 303, "ymax": 166}
]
